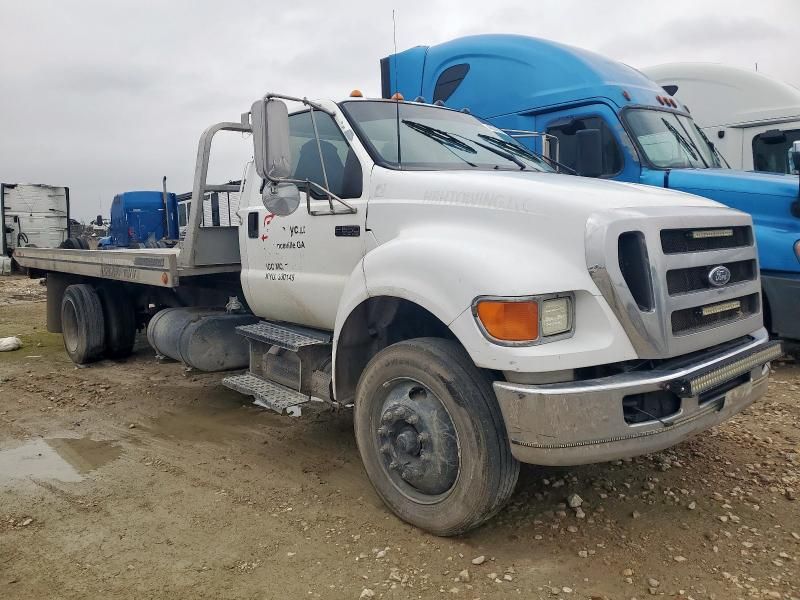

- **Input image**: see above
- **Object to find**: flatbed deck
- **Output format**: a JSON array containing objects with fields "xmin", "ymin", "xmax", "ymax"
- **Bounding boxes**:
[{"xmin": 13, "ymin": 247, "xmax": 240, "ymax": 287}]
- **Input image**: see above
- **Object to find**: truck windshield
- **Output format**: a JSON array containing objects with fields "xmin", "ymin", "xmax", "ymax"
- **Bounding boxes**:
[
  {"xmin": 624, "ymin": 108, "xmax": 721, "ymax": 169},
  {"xmin": 340, "ymin": 100, "xmax": 553, "ymax": 172}
]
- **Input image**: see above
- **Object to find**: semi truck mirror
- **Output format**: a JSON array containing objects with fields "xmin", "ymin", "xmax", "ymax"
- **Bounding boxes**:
[
  {"xmin": 791, "ymin": 140, "xmax": 800, "ymax": 173},
  {"xmin": 575, "ymin": 129, "xmax": 603, "ymax": 177},
  {"xmin": 251, "ymin": 98, "xmax": 291, "ymax": 182},
  {"xmin": 262, "ymin": 182, "xmax": 301, "ymax": 216}
]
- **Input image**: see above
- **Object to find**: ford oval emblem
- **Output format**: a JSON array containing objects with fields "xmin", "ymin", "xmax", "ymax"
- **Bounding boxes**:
[{"xmin": 708, "ymin": 265, "xmax": 731, "ymax": 287}]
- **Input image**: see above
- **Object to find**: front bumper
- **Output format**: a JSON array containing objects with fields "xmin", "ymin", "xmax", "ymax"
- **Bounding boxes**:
[{"xmin": 493, "ymin": 329, "xmax": 781, "ymax": 466}]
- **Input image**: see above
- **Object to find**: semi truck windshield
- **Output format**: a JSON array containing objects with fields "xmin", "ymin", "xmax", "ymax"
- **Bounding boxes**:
[
  {"xmin": 341, "ymin": 101, "xmax": 553, "ymax": 172},
  {"xmin": 624, "ymin": 109, "xmax": 720, "ymax": 170}
]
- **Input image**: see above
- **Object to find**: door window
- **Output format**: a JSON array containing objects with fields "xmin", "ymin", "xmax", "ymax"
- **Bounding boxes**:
[
  {"xmin": 288, "ymin": 111, "xmax": 362, "ymax": 199},
  {"xmin": 546, "ymin": 116, "xmax": 623, "ymax": 176},
  {"xmin": 752, "ymin": 129, "xmax": 800, "ymax": 174}
]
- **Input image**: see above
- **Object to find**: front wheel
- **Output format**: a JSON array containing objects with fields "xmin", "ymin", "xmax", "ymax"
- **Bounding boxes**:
[{"xmin": 354, "ymin": 338, "xmax": 519, "ymax": 536}]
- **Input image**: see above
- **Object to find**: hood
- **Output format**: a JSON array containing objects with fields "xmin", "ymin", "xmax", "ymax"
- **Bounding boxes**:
[
  {"xmin": 373, "ymin": 167, "xmax": 723, "ymax": 217},
  {"xmin": 666, "ymin": 168, "xmax": 799, "ymax": 200}
]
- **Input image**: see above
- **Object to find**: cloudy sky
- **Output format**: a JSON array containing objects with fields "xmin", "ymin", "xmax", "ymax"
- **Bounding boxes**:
[{"xmin": 1, "ymin": 0, "xmax": 797, "ymax": 220}]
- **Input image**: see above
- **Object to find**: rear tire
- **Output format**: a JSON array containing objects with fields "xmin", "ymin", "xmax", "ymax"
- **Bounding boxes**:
[
  {"xmin": 97, "ymin": 285, "xmax": 136, "ymax": 358},
  {"xmin": 61, "ymin": 284, "xmax": 105, "ymax": 364},
  {"xmin": 354, "ymin": 337, "xmax": 519, "ymax": 536}
]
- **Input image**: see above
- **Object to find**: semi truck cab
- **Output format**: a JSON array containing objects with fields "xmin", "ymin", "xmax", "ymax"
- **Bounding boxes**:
[{"xmin": 383, "ymin": 34, "xmax": 800, "ymax": 343}]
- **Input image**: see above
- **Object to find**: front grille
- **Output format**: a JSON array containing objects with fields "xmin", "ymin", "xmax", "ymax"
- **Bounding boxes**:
[
  {"xmin": 660, "ymin": 226, "xmax": 752, "ymax": 254},
  {"xmin": 666, "ymin": 259, "xmax": 757, "ymax": 295},
  {"xmin": 671, "ymin": 293, "xmax": 759, "ymax": 335},
  {"xmin": 588, "ymin": 208, "xmax": 760, "ymax": 359}
]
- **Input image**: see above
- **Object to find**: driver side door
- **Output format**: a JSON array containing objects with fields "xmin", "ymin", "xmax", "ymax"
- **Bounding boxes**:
[{"xmin": 240, "ymin": 110, "xmax": 367, "ymax": 331}]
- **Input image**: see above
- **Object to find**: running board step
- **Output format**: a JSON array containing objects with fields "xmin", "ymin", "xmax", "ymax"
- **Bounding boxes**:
[
  {"xmin": 236, "ymin": 321, "xmax": 331, "ymax": 351},
  {"xmin": 222, "ymin": 373, "xmax": 309, "ymax": 414}
]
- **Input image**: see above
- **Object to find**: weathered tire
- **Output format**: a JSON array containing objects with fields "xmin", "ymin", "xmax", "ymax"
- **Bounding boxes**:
[
  {"xmin": 59, "ymin": 237, "xmax": 84, "ymax": 249},
  {"xmin": 97, "ymin": 285, "xmax": 136, "ymax": 358},
  {"xmin": 354, "ymin": 338, "xmax": 519, "ymax": 536},
  {"xmin": 61, "ymin": 284, "xmax": 106, "ymax": 364}
]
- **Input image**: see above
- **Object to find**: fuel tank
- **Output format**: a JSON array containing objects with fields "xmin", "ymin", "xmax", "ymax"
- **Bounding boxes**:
[{"xmin": 146, "ymin": 308, "xmax": 257, "ymax": 371}]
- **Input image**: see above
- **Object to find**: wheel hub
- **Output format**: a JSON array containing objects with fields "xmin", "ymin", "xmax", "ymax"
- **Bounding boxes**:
[{"xmin": 376, "ymin": 381, "xmax": 458, "ymax": 497}]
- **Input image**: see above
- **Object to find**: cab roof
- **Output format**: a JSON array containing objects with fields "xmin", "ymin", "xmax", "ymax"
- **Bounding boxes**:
[{"xmin": 384, "ymin": 34, "xmax": 678, "ymax": 118}]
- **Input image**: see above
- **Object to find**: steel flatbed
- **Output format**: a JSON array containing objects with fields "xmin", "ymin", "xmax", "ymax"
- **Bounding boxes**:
[{"xmin": 13, "ymin": 246, "xmax": 240, "ymax": 287}]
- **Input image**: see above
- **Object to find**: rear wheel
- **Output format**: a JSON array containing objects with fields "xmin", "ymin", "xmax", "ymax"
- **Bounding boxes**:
[
  {"xmin": 354, "ymin": 338, "xmax": 519, "ymax": 536},
  {"xmin": 97, "ymin": 285, "xmax": 136, "ymax": 358},
  {"xmin": 61, "ymin": 284, "xmax": 105, "ymax": 364}
]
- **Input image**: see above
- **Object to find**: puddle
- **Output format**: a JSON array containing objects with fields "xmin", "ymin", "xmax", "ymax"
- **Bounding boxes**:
[{"xmin": 0, "ymin": 437, "xmax": 122, "ymax": 486}]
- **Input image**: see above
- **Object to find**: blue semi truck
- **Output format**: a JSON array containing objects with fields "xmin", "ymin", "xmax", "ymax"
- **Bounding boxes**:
[
  {"xmin": 382, "ymin": 34, "xmax": 800, "ymax": 342},
  {"xmin": 98, "ymin": 189, "xmax": 179, "ymax": 248}
]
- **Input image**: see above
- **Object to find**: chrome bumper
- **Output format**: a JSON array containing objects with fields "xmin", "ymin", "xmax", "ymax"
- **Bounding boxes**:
[{"xmin": 493, "ymin": 329, "xmax": 781, "ymax": 466}]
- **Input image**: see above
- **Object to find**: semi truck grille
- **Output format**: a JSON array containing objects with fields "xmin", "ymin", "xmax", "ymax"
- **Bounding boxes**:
[
  {"xmin": 586, "ymin": 207, "xmax": 762, "ymax": 359},
  {"xmin": 660, "ymin": 226, "xmax": 752, "ymax": 254},
  {"xmin": 671, "ymin": 293, "xmax": 759, "ymax": 335},
  {"xmin": 666, "ymin": 259, "xmax": 757, "ymax": 295}
]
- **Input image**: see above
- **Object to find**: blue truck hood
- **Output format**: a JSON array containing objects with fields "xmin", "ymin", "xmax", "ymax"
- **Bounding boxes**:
[{"xmin": 664, "ymin": 168, "xmax": 800, "ymax": 272}]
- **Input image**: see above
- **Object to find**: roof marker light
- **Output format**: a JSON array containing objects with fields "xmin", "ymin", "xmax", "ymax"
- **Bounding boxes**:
[
  {"xmin": 622, "ymin": 90, "xmax": 631, "ymax": 101},
  {"xmin": 349, "ymin": 89, "xmax": 363, "ymax": 98},
  {"xmin": 656, "ymin": 95, "xmax": 665, "ymax": 105},
  {"xmin": 391, "ymin": 92, "xmax": 404, "ymax": 101}
]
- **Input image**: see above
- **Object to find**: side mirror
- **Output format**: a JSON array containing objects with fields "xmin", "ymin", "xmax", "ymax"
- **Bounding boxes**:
[
  {"xmin": 575, "ymin": 129, "xmax": 603, "ymax": 178},
  {"xmin": 251, "ymin": 98, "xmax": 291, "ymax": 181},
  {"xmin": 251, "ymin": 97, "xmax": 300, "ymax": 216},
  {"xmin": 791, "ymin": 140, "xmax": 800, "ymax": 174},
  {"xmin": 96, "ymin": 214, "xmax": 103, "ymax": 226}
]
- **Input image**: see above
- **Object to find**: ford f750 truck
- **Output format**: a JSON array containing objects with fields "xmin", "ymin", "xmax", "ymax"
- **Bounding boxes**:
[
  {"xmin": 14, "ymin": 92, "xmax": 781, "ymax": 535},
  {"xmin": 383, "ymin": 34, "xmax": 800, "ymax": 345}
]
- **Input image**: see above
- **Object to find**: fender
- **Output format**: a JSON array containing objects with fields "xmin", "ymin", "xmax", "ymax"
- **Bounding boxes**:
[{"xmin": 362, "ymin": 223, "xmax": 596, "ymax": 323}]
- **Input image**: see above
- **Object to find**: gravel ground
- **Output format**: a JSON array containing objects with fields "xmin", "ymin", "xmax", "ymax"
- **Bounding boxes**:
[{"xmin": 0, "ymin": 275, "xmax": 798, "ymax": 599}]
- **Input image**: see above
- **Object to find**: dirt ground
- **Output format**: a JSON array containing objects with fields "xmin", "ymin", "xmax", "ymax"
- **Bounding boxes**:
[{"xmin": 1, "ymin": 276, "xmax": 798, "ymax": 600}]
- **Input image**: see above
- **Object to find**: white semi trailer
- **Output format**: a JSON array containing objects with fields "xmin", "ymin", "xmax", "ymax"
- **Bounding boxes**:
[
  {"xmin": 1, "ymin": 183, "xmax": 70, "ymax": 265},
  {"xmin": 13, "ymin": 92, "xmax": 781, "ymax": 535},
  {"xmin": 643, "ymin": 63, "xmax": 800, "ymax": 174}
]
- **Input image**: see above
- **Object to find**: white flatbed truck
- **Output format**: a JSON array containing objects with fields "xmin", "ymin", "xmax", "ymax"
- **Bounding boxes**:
[{"xmin": 14, "ymin": 92, "xmax": 782, "ymax": 535}]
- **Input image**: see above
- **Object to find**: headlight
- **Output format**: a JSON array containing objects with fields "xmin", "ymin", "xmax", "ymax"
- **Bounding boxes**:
[
  {"xmin": 473, "ymin": 293, "xmax": 574, "ymax": 345},
  {"xmin": 541, "ymin": 297, "xmax": 572, "ymax": 336}
]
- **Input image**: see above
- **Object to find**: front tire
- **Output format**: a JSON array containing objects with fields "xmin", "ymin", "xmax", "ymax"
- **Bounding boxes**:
[{"xmin": 354, "ymin": 338, "xmax": 519, "ymax": 536}]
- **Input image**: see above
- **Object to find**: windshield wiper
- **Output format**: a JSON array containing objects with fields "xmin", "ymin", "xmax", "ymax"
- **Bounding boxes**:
[
  {"xmin": 401, "ymin": 119, "xmax": 476, "ymax": 153},
  {"xmin": 662, "ymin": 118, "xmax": 706, "ymax": 167},
  {"xmin": 477, "ymin": 134, "xmax": 575, "ymax": 174},
  {"xmin": 462, "ymin": 135, "xmax": 527, "ymax": 170},
  {"xmin": 693, "ymin": 125, "xmax": 729, "ymax": 168}
]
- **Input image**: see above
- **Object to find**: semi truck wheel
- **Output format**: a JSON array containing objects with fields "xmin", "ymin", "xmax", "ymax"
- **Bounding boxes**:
[
  {"xmin": 59, "ymin": 237, "xmax": 88, "ymax": 250},
  {"xmin": 354, "ymin": 338, "xmax": 519, "ymax": 536},
  {"xmin": 97, "ymin": 285, "xmax": 136, "ymax": 358},
  {"xmin": 61, "ymin": 284, "xmax": 106, "ymax": 364}
]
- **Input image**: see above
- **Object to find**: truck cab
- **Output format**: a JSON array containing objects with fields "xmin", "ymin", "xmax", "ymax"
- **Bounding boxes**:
[
  {"xmin": 383, "ymin": 34, "xmax": 800, "ymax": 343},
  {"xmin": 13, "ymin": 92, "xmax": 781, "ymax": 536}
]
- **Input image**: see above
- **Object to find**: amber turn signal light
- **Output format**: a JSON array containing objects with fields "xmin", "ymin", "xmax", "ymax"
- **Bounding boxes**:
[{"xmin": 476, "ymin": 300, "xmax": 539, "ymax": 342}]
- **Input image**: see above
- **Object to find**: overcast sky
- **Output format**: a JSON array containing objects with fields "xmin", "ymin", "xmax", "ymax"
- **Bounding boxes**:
[{"xmin": 1, "ymin": 0, "xmax": 797, "ymax": 220}]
